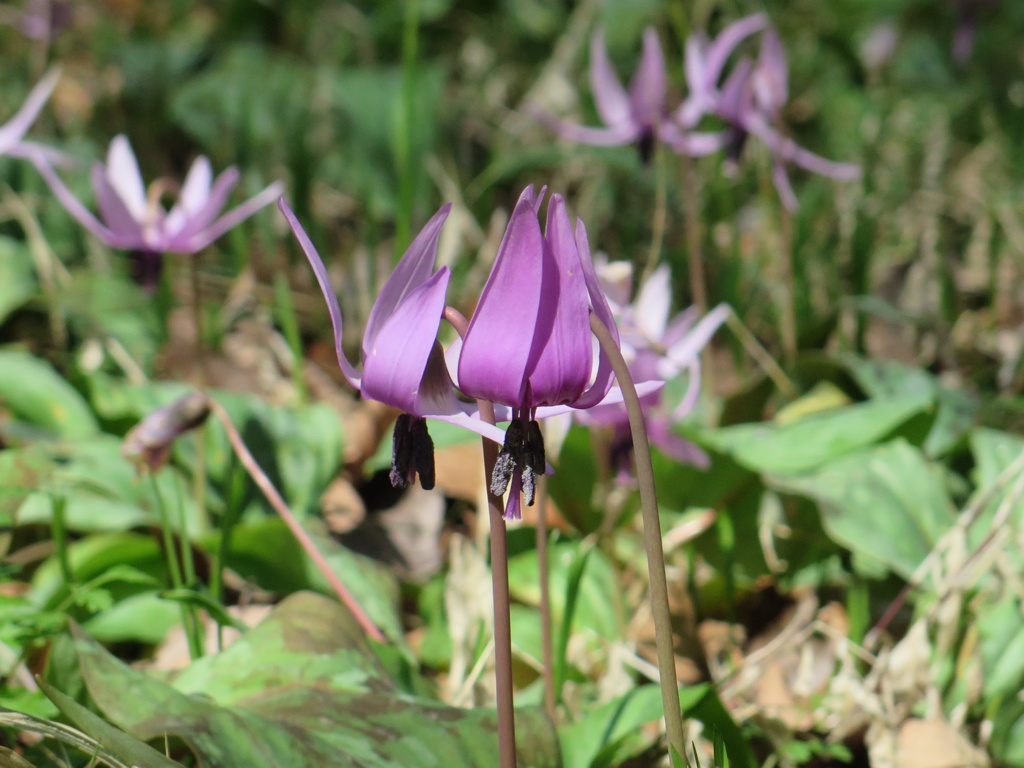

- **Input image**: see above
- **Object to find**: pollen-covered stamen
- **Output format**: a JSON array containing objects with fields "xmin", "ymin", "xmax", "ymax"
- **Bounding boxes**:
[{"xmin": 490, "ymin": 419, "xmax": 525, "ymax": 497}]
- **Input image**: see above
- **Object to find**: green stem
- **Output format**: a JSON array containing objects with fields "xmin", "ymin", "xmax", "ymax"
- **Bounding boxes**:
[
  {"xmin": 149, "ymin": 473, "xmax": 203, "ymax": 659},
  {"xmin": 642, "ymin": 143, "xmax": 669, "ymax": 286},
  {"xmin": 589, "ymin": 312, "xmax": 685, "ymax": 759},
  {"xmin": 212, "ymin": 459, "xmax": 246, "ymax": 651}
]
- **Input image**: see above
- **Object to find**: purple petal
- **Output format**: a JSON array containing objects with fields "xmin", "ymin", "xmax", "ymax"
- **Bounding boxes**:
[
  {"xmin": 702, "ymin": 13, "xmax": 769, "ymax": 92},
  {"xmin": 538, "ymin": 113, "xmax": 642, "ymax": 147},
  {"xmin": 0, "ymin": 67, "xmax": 59, "ymax": 154},
  {"xmin": 278, "ymin": 197, "xmax": 361, "ymax": 389},
  {"xmin": 362, "ymin": 269, "xmax": 454, "ymax": 414},
  {"xmin": 523, "ymin": 195, "xmax": 592, "ymax": 407},
  {"xmin": 91, "ymin": 162, "xmax": 145, "ymax": 244},
  {"xmin": 647, "ymin": 419, "xmax": 710, "ymax": 468},
  {"xmin": 717, "ymin": 58, "xmax": 755, "ymax": 124},
  {"xmin": 773, "ymin": 160, "xmax": 799, "ymax": 211},
  {"xmin": 570, "ymin": 218, "xmax": 620, "ymax": 409},
  {"xmin": 634, "ymin": 265, "xmax": 672, "ymax": 340},
  {"xmin": 589, "ymin": 30, "xmax": 633, "ymax": 128},
  {"xmin": 503, "ymin": 470, "xmax": 523, "ymax": 521},
  {"xmin": 660, "ymin": 123, "xmax": 731, "ymax": 156},
  {"xmin": 747, "ymin": 117, "xmax": 860, "ymax": 180},
  {"xmin": 105, "ymin": 135, "xmax": 147, "ymax": 221},
  {"xmin": 753, "ymin": 29, "xmax": 789, "ymax": 114},
  {"xmin": 629, "ymin": 28, "xmax": 667, "ymax": 130},
  {"xmin": 30, "ymin": 157, "xmax": 121, "ymax": 246},
  {"xmin": 364, "ymin": 203, "xmax": 451, "ymax": 357},
  {"xmin": 165, "ymin": 156, "xmax": 213, "ymax": 237},
  {"xmin": 661, "ymin": 303, "xmax": 730, "ymax": 376},
  {"xmin": 181, "ymin": 178, "xmax": 282, "ymax": 253},
  {"xmin": 458, "ymin": 194, "xmax": 545, "ymax": 407}
]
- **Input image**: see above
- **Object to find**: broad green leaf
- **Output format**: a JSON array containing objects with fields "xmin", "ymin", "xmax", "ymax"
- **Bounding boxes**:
[
  {"xmin": 0, "ymin": 351, "xmax": 98, "ymax": 439},
  {"xmin": 73, "ymin": 592, "xmax": 560, "ymax": 768},
  {"xmin": 83, "ymin": 591, "xmax": 182, "ymax": 645},
  {"xmin": 695, "ymin": 395, "xmax": 931, "ymax": 475},
  {"xmin": 837, "ymin": 354, "xmax": 977, "ymax": 457},
  {"xmin": 768, "ymin": 439, "xmax": 955, "ymax": 579}
]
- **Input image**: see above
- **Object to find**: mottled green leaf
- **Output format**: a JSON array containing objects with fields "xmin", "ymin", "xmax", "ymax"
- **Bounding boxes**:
[
  {"xmin": 73, "ymin": 592, "xmax": 560, "ymax": 768},
  {"xmin": 0, "ymin": 351, "xmax": 98, "ymax": 439}
]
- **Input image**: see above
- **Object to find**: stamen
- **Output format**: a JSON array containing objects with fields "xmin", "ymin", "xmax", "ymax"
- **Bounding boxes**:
[
  {"xmin": 490, "ymin": 451, "xmax": 515, "ymax": 497},
  {"xmin": 411, "ymin": 417, "xmax": 436, "ymax": 491},
  {"xmin": 390, "ymin": 413, "xmax": 413, "ymax": 488}
]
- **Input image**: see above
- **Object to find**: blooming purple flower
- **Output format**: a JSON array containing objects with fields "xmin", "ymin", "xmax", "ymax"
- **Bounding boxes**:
[
  {"xmin": 457, "ymin": 186, "xmax": 622, "ymax": 519},
  {"xmin": 535, "ymin": 28, "xmax": 667, "ymax": 160},
  {"xmin": 668, "ymin": 15, "xmax": 860, "ymax": 209},
  {"xmin": 0, "ymin": 68, "xmax": 61, "ymax": 163},
  {"xmin": 33, "ymin": 134, "xmax": 282, "ymax": 287},
  {"xmin": 577, "ymin": 262, "xmax": 729, "ymax": 479},
  {"xmin": 1, "ymin": 0, "xmax": 73, "ymax": 42},
  {"xmin": 279, "ymin": 198, "xmax": 507, "ymax": 491}
]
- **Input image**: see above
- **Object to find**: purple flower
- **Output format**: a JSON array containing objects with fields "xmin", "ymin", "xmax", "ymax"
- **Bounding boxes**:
[
  {"xmin": 0, "ymin": 68, "xmax": 61, "ymax": 163},
  {"xmin": 279, "ymin": 198, "xmax": 506, "ymax": 491},
  {"xmin": 668, "ymin": 16, "xmax": 860, "ymax": 209},
  {"xmin": 34, "ymin": 134, "xmax": 282, "ymax": 287},
  {"xmin": 578, "ymin": 262, "xmax": 728, "ymax": 479},
  {"xmin": 536, "ymin": 28, "xmax": 676, "ymax": 160},
  {"xmin": 457, "ymin": 186, "xmax": 621, "ymax": 519}
]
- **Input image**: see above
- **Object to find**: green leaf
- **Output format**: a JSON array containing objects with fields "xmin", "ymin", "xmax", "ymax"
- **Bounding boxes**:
[
  {"xmin": 0, "ymin": 237, "xmax": 36, "ymax": 326},
  {"xmin": 0, "ymin": 351, "xmax": 98, "ymax": 439},
  {"xmin": 695, "ymin": 395, "xmax": 931, "ymax": 475},
  {"xmin": 37, "ymin": 678, "xmax": 182, "ymax": 768},
  {"xmin": 72, "ymin": 592, "xmax": 560, "ymax": 768},
  {"xmin": 768, "ymin": 439, "xmax": 956, "ymax": 579}
]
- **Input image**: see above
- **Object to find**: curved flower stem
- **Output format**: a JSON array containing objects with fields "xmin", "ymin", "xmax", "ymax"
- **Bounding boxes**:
[
  {"xmin": 444, "ymin": 306, "xmax": 517, "ymax": 768},
  {"xmin": 205, "ymin": 399, "xmax": 385, "ymax": 643},
  {"xmin": 589, "ymin": 312, "xmax": 685, "ymax": 758}
]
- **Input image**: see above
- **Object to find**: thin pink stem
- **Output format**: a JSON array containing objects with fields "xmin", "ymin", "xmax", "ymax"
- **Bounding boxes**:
[{"xmin": 206, "ymin": 399, "xmax": 385, "ymax": 642}]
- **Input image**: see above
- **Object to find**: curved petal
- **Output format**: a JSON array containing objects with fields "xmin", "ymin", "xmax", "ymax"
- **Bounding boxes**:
[
  {"xmin": 570, "ymin": 218, "xmax": 620, "ymax": 409},
  {"xmin": 0, "ymin": 67, "xmax": 59, "ymax": 154},
  {"xmin": 534, "ymin": 108, "xmax": 641, "ymax": 146},
  {"xmin": 165, "ymin": 155, "xmax": 213, "ymax": 236},
  {"xmin": 278, "ymin": 197, "xmax": 361, "ymax": 388},
  {"xmin": 92, "ymin": 162, "xmax": 145, "ymax": 244},
  {"xmin": 753, "ymin": 28, "xmax": 788, "ymax": 114},
  {"xmin": 744, "ymin": 116, "xmax": 861, "ymax": 181},
  {"xmin": 105, "ymin": 135, "xmax": 148, "ymax": 221},
  {"xmin": 362, "ymin": 268, "xmax": 452, "ymax": 414},
  {"xmin": 458, "ymin": 194, "xmax": 545, "ymax": 407},
  {"xmin": 589, "ymin": 30, "xmax": 633, "ymax": 128},
  {"xmin": 660, "ymin": 303, "xmax": 730, "ymax": 376},
  {"xmin": 524, "ymin": 195, "xmax": 592, "ymax": 407},
  {"xmin": 634, "ymin": 265, "xmax": 672, "ymax": 340},
  {"xmin": 629, "ymin": 28, "xmax": 667, "ymax": 130},
  {"xmin": 30, "ymin": 157, "xmax": 121, "ymax": 245},
  {"xmin": 365, "ymin": 203, "xmax": 451, "ymax": 355},
  {"xmin": 717, "ymin": 57, "xmax": 755, "ymax": 124},
  {"xmin": 647, "ymin": 419, "xmax": 710, "ymax": 468},
  {"xmin": 703, "ymin": 13, "xmax": 769, "ymax": 91},
  {"xmin": 181, "ymin": 177, "xmax": 282, "ymax": 253}
]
